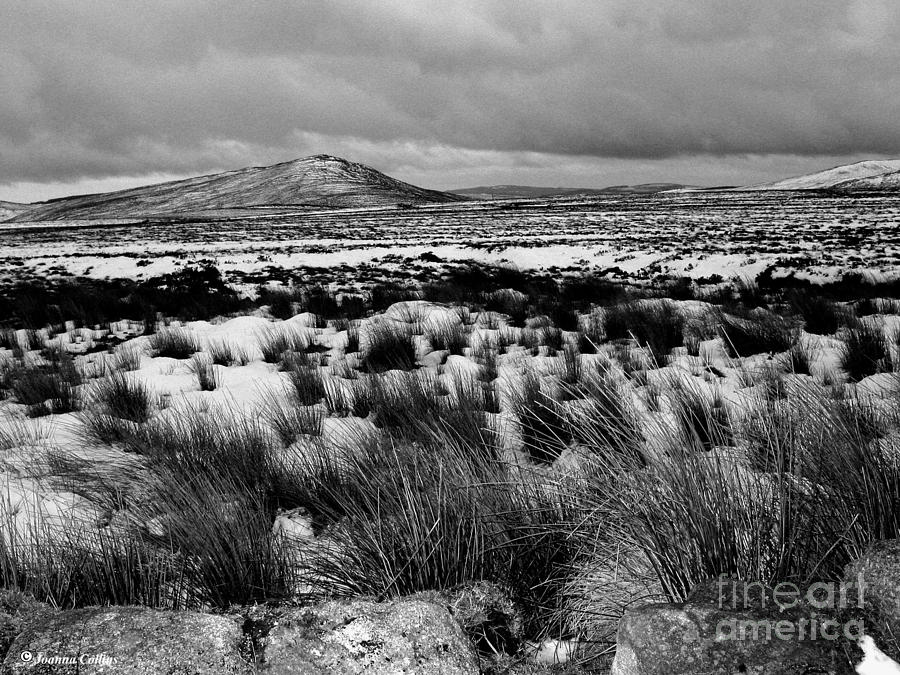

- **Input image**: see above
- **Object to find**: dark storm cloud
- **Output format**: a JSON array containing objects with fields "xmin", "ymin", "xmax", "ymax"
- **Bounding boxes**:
[{"xmin": 2, "ymin": 0, "xmax": 900, "ymax": 187}]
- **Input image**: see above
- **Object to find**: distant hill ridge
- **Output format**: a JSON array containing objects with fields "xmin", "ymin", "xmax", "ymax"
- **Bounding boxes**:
[
  {"xmin": 450, "ymin": 183, "xmax": 688, "ymax": 199},
  {"xmin": 744, "ymin": 159, "xmax": 900, "ymax": 191},
  {"xmin": 0, "ymin": 200, "xmax": 32, "ymax": 221},
  {"xmin": 5, "ymin": 155, "xmax": 465, "ymax": 222}
]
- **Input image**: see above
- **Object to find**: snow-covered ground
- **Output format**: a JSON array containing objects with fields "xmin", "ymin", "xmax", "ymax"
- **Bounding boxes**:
[{"xmin": 2, "ymin": 192, "xmax": 899, "ymax": 287}]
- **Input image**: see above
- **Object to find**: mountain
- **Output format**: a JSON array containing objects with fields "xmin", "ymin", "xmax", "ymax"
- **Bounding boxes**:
[
  {"xmin": 745, "ymin": 159, "xmax": 900, "ymax": 191},
  {"xmin": 8, "ymin": 155, "xmax": 465, "ymax": 222},
  {"xmin": 449, "ymin": 183, "xmax": 688, "ymax": 199},
  {"xmin": 0, "ymin": 200, "xmax": 34, "ymax": 222}
]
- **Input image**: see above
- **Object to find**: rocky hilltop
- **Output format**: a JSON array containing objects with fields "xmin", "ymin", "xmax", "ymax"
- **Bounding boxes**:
[{"xmin": 6, "ymin": 155, "xmax": 465, "ymax": 222}]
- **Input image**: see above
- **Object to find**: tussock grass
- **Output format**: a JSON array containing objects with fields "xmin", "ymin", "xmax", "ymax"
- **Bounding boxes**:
[
  {"xmin": 260, "ymin": 387, "xmax": 324, "ymax": 445},
  {"xmin": 258, "ymin": 285, "xmax": 302, "ymax": 320},
  {"xmin": 150, "ymin": 328, "xmax": 199, "ymax": 359},
  {"xmin": 0, "ymin": 511, "xmax": 190, "ymax": 610},
  {"xmin": 719, "ymin": 310, "xmax": 797, "ymax": 357},
  {"xmin": 425, "ymin": 319, "xmax": 469, "ymax": 356},
  {"xmin": 473, "ymin": 342, "xmax": 499, "ymax": 384},
  {"xmin": 189, "ymin": 355, "xmax": 220, "ymax": 391},
  {"xmin": 364, "ymin": 371, "xmax": 443, "ymax": 435},
  {"xmin": 669, "ymin": 380, "xmax": 734, "ymax": 451},
  {"xmin": 323, "ymin": 379, "xmax": 353, "ymax": 416},
  {"xmin": 0, "ymin": 419, "xmax": 52, "ymax": 450},
  {"xmin": 361, "ymin": 321, "xmax": 418, "ymax": 373},
  {"xmin": 783, "ymin": 340, "xmax": 815, "ymax": 375},
  {"xmin": 344, "ymin": 322, "xmax": 361, "ymax": 354},
  {"xmin": 257, "ymin": 324, "xmax": 311, "ymax": 364},
  {"xmin": 511, "ymin": 368, "xmax": 571, "ymax": 464},
  {"xmin": 841, "ymin": 322, "xmax": 890, "ymax": 381},
  {"xmin": 285, "ymin": 431, "xmax": 576, "ymax": 623},
  {"xmin": 111, "ymin": 343, "xmax": 145, "ymax": 371},
  {"xmin": 603, "ymin": 301, "xmax": 684, "ymax": 366},
  {"xmin": 91, "ymin": 371, "xmax": 154, "ymax": 424},
  {"xmin": 566, "ymin": 362, "xmax": 643, "ymax": 461},
  {"xmin": 788, "ymin": 291, "xmax": 850, "ymax": 335},
  {"xmin": 283, "ymin": 358, "xmax": 325, "ymax": 406},
  {"xmin": 9, "ymin": 357, "xmax": 81, "ymax": 416},
  {"xmin": 207, "ymin": 339, "xmax": 252, "ymax": 366}
]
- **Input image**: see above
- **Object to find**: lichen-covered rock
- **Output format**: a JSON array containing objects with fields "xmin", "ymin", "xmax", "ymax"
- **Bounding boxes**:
[
  {"xmin": 844, "ymin": 538, "xmax": 900, "ymax": 660},
  {"xmin": 259, "ymin": 598, "xmax": 479, "ymax": 674},
  {"xmin": 0, "ymin": 593, "xmax": 52, "ymax": 661},
  {"xmin": 2, "ymin": 606, "xmax": 250, "ymax": 674},
  {"xmin": 611, "ymin": 598, "xmax": 862, "ymax": 674}
]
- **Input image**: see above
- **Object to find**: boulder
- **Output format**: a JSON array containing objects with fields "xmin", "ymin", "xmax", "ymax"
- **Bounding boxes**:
[
  {"xmin": 259, "ymin": 598, "xmax": 479, "ymax": 674},
  {"xmin": 0, "ymin": 593, "xmax": 52, "ymax": 661},
  {"xmin": 844, "ymin": 538, "xmax": 900, "ymax": 660},
  {"xmin": 2, "ymin": 606, "xmax": 250, "ymax": 674},
  {"xmin": 611, "ymin": 579, "xmax": 863, "ymax": 675}
]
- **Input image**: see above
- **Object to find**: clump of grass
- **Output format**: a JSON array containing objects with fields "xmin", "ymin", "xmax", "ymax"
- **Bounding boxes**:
[
  {"xmin": 207, "ymin": 339, "xmax": 251, "ymax": 366},
  {"xmin": 567, "ymin": 363, "xmax": 643, "ymax": 461},
  {"xmin": 718, "ymin": 310, "xmax": 797, "ymax": 357},
  {"xmin": 841, "ymin": 322, "xmax": 890, "ymax": 381},
  {"xmin": 286, "ymin": 429, "xmax": 577, "ymax": 634},
  {"xmin": 79, "ymin": 372, "xmax": 154, "ymax": 444},
  {"xmin": 190, "ymin": 355, "xmax": 220, "ymax": 391},
  {"xmin": 0, "ymin": 506, "xmax": 191, "ymax": 610},
  {"xmin": 364, "ymin": 371, "xmax": 443, "ymax": 437},
  {"xmin": 669, "ymin": 380, "xmax": 733, "ymax": 451},
  {"xmin": 788, "ymin": 291, "xmax": 849, "ymax": 335},
  {"xmin": 284, "ymin": 358, "xmax": 325, "ymax": 406},
  {"xmin": 323, "ymin": 379, "xmax": 353, "ymax": 416},
  {"xmin": 260, "ymin": 387, "xmax": 324, "ymax": 444},
  {"xmin": 93, "ymin": 371, "xmax": 154, "ymax": 423},
  {"xmin": 783, "ymin": 341, "xmax": 815, "ymax": 375},
  {"xmin": 603, "ymin": 301, "xmax": 684, "ymax": 366},
  {"xmin": 150, "ymin": 328, "xmax": 199, "ymax": 359},
  {"xmin": 342, "ymin": 322, "xmax": 361, "ymax": 354},
  {"xmin": 257, "ymin": 325, "xmax": 311, "ymax": 364},
  {"xmin": 553, "ymin": 344, "xmax": 583, "ymax": 396},
  {"xmin": 539, "ymin": 326, "xmax": 564, "ymax": 356},
  {"xmin": 425, "ymin": 320, "xmax": 469, "ymax": 356},
  {"xmin": 123, "ymin": 405, "xmax": 278, "ymax": 494},
  {"xmin": 258, "ymin": 285, "xmax": 302, "ymax": 320},
  {"xmin": 0, "ymin": 419, "xmax": 52, "ymax": 450},
  {"xmin": 575, "ymin": 375, "xmax": 900, "ymax": 609},
  {"xmin": 511, "ymin": 368, "xmax": 571, "ymax": 464},
  {"xmin": 111, "ymin": 343, "xmax": 145, "ymax": 371},
  {"xmin": 9, "ymin": 358, "xmax": 81, "ymax": 416},
  {"xmin": 473, "ymin": 342, "xmax": 499, "ymax": 384},
  {"xmin": 361, "ymin": 321, "xmax": 418, "ymax": 373}
]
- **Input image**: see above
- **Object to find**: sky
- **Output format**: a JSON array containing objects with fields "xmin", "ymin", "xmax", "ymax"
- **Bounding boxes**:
[{"xmin": 3, "ymin": 0, "xmax": 900, "ymax": 202}]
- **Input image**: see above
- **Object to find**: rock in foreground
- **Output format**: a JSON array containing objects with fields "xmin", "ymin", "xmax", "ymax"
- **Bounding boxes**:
[
  {"xmin": 611, "ymin": 580, "xmax": 863, "ymax": 675},
  {"xmin": 2, "ymin": 606, "xmax": 249, "ymax": 674},
  {"xmin": 260, "ymin": 598, "xmax": 479, "ymax": 674}
]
